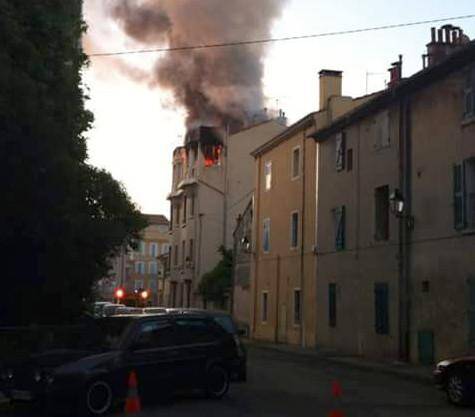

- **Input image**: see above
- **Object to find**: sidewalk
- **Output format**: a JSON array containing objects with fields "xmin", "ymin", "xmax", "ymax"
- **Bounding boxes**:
[{"xmin": 246, "ymin": 339, "xmax": 434, "ymax": 384}]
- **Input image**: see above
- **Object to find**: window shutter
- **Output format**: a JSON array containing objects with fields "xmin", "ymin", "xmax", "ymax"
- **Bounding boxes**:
[
  {"xmin": 329, "ymin": 284, "xmax": 337, "ymax": 327},
  {"xmin": 335, "ymin": 206, "xmax": 346, "ymax": 250},
  {"xmin": 453, "ymin": 163, "xmax": 466, "ymax": 230},
  {"xmin": 464, "ymin": 88, "xmax": 473, "ymax": 117},
  {"xmin": 336, "ymin": 133, "xmax": 346, "ymax": 171},
  {"xmin": 375, "ymin": 283, "xmax": 389, "ymax": 334}
]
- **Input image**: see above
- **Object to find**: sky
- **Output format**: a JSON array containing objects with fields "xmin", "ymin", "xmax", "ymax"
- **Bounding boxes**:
[{"xmin": 82, "ymin": 0, "xmax": 475, "ymax": 216}]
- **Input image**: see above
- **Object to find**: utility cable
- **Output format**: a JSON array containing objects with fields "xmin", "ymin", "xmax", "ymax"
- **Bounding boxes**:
[{"xmin": 88, "ymin": 14, "xmax": 475, "ymax": 57}]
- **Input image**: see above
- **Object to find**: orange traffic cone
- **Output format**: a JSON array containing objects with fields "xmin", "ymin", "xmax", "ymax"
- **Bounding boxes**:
[{"xmin": 124, "ymin": 370, "xmax": 142, "ymax": 414}]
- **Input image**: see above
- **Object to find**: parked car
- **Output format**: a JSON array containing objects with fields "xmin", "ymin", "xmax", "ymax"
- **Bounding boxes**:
[
  {"xmin": 114, "ymin": 307, "xmax": 143, "ymax": 315},
  {"xmin": 93, "ymin": 302, "xmax": 113, "ymax": 318},
  {"xmin": 101, "ymin": 304, "xmax": 126, "ymax": 317},
  {"xmin": 434, "ymin": 356, "xmax": 475, "ymax": 406},
  {"xmin": 166, "ymin": 308, "xmax": 247, "ymax": 382},
  {"xmin": 0, "ymin": 313, "xmax": 245, "ymax": 415},
  {"xmin": 142, "ymin": 307, "xmax": 167, "ymax": 315}
]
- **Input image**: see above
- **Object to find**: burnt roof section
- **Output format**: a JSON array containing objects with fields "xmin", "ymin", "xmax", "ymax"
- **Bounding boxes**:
[
  {"xmin": 312, "ymin": 40, "xmax": 475, "ymax": 142},
  {"xmin": 185, "ymin": 126, "xmax": 223, "ymax": 147},
  {"xmin": 144, "ymin": 214, "xmax": 169, "ymax": 225}
]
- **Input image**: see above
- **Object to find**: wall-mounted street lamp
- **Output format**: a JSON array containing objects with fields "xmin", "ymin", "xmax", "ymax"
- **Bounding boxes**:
[
  {"xmin": 240, "ymin": 236, "xmax": 251, "ymax": 253},
  {"xmin": 389, "ymin": 188, "xmax": 414, "ymax": 230}
]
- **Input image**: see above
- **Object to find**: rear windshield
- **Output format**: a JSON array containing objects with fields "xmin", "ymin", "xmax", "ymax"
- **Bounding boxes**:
[
  {"xmin": 213, "ymin": 315, "xmax": 237, "ymax": 334},
  {"xmin": 89, "ymin": 317, "xmax": 133, "ymax": 349}
]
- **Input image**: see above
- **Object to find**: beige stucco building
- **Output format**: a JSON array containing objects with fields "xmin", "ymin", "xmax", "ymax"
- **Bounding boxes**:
[
  {"xmin": 311, "ymin": 26, "xmax": 475, "ymax": 363},
  {"xmin": 168, "ymin": 119, "xmax": 286, "ymax": 309},
  {"xmin": 250, "ymin": 70, "xmax": 375, "ymax": 347}
]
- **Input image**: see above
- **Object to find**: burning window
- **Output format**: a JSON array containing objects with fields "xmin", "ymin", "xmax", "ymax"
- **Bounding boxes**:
[{"xmin": 203, "ymin": 144, "xmax": 222, "ymax": 167}]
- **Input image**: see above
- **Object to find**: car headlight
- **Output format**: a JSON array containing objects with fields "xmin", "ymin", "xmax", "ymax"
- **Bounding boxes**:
[{"xmin": 435, "ymin": 360, "xmax": 450, "ymax": 370}]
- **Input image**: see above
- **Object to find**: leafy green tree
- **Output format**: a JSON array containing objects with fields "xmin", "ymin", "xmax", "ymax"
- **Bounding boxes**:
[
  {"xmin": 198, "ymin": 246, "xmax": 233, "ymax": 308},
  {"xmin": 0, "ymin": 0, "xmax": 146, "ymax": 325}
]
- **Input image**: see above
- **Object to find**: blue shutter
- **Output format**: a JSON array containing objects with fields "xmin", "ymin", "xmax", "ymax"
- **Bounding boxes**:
[
  {"xmin": 453, "ymin": 164, "xmax": 466, "ymax": 230},
  {"xmin": 335, "ymin": 206, "xmax": 346, "ymax": 250},
  {"xmin": 375, "ymin": 283, "xmax": 389, "ymax": 334}
]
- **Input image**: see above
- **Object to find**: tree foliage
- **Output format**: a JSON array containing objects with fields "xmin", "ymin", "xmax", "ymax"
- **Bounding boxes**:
[
  {"xmin": 0, "ymin": 0, "xmax": 146, "ymax": 325},
  {"xmin": 198, "ymin": 246, "xmax": 233, "ymax": 307}
]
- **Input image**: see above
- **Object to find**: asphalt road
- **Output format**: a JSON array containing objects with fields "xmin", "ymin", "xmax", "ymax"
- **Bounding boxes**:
[{"xmin": 3, "ymin": 345, "xmax": 474, "ymax": 416}]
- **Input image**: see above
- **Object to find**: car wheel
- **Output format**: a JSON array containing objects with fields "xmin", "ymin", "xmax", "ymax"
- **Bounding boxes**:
[
  {"xmin": 446, "ymin": 372, "xmax": 471, "ymax": 406},
  {"xmin": 80, "ymin": 379, "xmax": 114, "ymax": 416},
  {"xmin": 205, "ymin": 364, "xmax": 230, "ymax": 399}
]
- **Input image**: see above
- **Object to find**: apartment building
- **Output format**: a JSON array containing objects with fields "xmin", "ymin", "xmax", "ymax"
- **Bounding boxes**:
[
  {"xmin": 250, "ymin": 70, "xmax": 375, "ymax": 346},
  {"xmin": 311, "ymin": 25, "xmax": 475, "ymax": 363},
  {"xmin": 168, "ymin": 119, "xmax": 286, "ymax": 309},
  {"xmin": 126, "ymin": 214, "xmax": 170, "ymax": 306}
]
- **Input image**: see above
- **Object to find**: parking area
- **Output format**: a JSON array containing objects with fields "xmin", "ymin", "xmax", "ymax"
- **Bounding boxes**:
[{"xmin": 2, "ymin": 345, "xmax": 474, "ymax": 417}]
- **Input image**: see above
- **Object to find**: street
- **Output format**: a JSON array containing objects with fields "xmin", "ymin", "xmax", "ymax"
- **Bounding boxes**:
[{"xmin": 4, "ymin": 345, "xmax": 474, "ymax": 417}]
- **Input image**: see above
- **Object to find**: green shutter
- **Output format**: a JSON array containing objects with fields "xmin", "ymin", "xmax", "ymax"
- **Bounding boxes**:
[{"xmin": 453, "ymin": 164, "xmax": 466, "ymax": 230}]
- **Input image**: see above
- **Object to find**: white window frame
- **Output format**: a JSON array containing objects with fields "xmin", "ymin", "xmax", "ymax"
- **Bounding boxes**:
[
  {"xmin": 291, "ymin": 146, "xmax": 301, "ymax": 180},
  {"xmin": 264, "ymin": 161, "xmax": 272, "ymax": 191},
  {"xmin": 263, "ymin": 218, "xmax": 271, "ymax": 253},
  {"xmin": 293, "ymin": 288, "xmax": 302, "ymax": 325},
  {"xmin": 261, "ymin": 291, "xmax": 269, "ymax": 323},
  {"xmin": 290, "ymin": 210, "xmax": 299, "ymax": 249}
]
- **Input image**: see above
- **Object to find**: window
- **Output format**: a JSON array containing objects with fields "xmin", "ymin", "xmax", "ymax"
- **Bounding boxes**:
[
  {"xmin": 263, "ymin": 218, "xmax": 271, "ymax": 253},
  {"xmin": 293, "ymin": 289, "xmax": 301, "ymax": 325},
  {"xmin": 332, "ymin": 206, "xmax": 346, "ymax": 250},
  {"xmin": 329, "ymin": 283, "xmax": 337, "ymax": 327},
  {"xmin": 134, "ymin": 279, "xmax": 144, "ymax": 290},
  {"xmin": 188, "ymin": 239, "xmax": 194, "ymax": 262},
  {"xmin": 182, "ymin": 197, "xmax": 187, "ymax": 224},
  {"xmin": 464, "ymin": 69, "xmax": 475, "ymax": 118},
  {"xmin": 190, "ymin": 195, "xmax": 195, "ymax": 217},
  {"xmin": 347, "ymin": 149, "xmax": 353, "ymax": 172},
  {"xmin": 262, "ymin": 292, "xmax": 268, "ymax": 322},
  {"xmin": 175, "ymin": 204, "xmax": 180, "ymax": 228},
  {"xmin": 174, "ymin": 318, "xmax": 216, "ymax": 344},
  {"xmin": 135, "ymin": 262, "xmax": 145, "ymax": 274},
  {"xmin": 150, "ymin": 242, "xmax": 158, "ymax": 257},
  {"xmin": 181, "ymin": 241, "xmax": 186, "ymax": 266},
  {"xmin": 376, "ymin": 110, "xmax": 390, "ymax": 149},
  {"xmin": 161, "ymin": 243, "xmax": 169, "ymax": 255},
  {"xmin": 375, "ymin": 185, "xmax": 389, "ymax": 241},
  {"xmin": 454, "ymin": 159, "xmax": 475, "ymax": 230},
  {"xmin": 135, "ymin": 321, "xmax": 176, "ymax": 349},
  {"xmin": 149, "ymin": 279, "xmax": 157, "ymax": 292},
  {"xmin": 139, "ymin": 241, "xmax": 146, "ymax": 255},
  {"xmin": 290, "ymin": 211, "xmax": 299, "ymax": 248},
  {"xmin": 173, "ymin": 245, "xmax": 178, "ymax": 266},
  {"xmin": 264, "ymin": 161, "xmax": 272, "ymax": 190},
  {"xmin": 335, "ymin": 132, "xmax": 346, "ymax": 171},
  {"xmin": 291, "ymin": 147, "xmax": 301, "ymax": 179},
  {"xmin": 149, "ymin": 261, "xmax": 158, "ymax": 274},
  {"xmin": 375, "ymin": 283, "xmax": 389, "ymax": 334}
]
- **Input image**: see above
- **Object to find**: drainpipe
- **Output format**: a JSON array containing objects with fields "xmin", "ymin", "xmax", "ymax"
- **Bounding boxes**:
[
  {"xmin": 251, "ymin": 157, "xmax": 262, "ymax": 337},
  {"xmin": 398, "ymin": 97, "xmax": 413, "ymax": 362},
  {"xmin": 300, "ymin": 130, "xmax": 307, "ymax": 347}
]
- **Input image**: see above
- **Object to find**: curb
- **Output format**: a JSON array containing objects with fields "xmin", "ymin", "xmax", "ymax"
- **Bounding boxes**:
[{"xmin": 247, "ymin": 340, "xmax": 433, "ymax": 385}]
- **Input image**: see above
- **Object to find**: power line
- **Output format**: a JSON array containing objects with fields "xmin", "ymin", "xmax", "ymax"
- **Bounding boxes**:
[{"xmin": 88, "ymin": 14, "xmax": 475, "ymax": 57}]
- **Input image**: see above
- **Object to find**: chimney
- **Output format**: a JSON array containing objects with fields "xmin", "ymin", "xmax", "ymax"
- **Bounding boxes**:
[
  {"xmin": 426, "ymin": 25, "xmax": 470, "ymax": 67},
  {"xmin": 388, "ymin": 55, "xmax": 403, "ymax": 89},
  {"xmin": 319, "ymin": 70, "xmax": 342, "ymax": 111}
]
